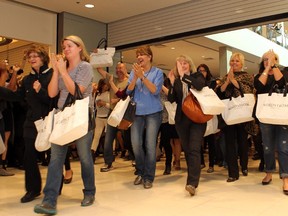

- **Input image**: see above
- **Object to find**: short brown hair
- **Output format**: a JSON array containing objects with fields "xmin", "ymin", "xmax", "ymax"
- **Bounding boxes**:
[
  {"xmin": 136, "ymin": 45, "xmax": 153, "ymax": 62},
  {"xmin": 26, "ymin": 45, "xmax": 50, "ymax": 65}
]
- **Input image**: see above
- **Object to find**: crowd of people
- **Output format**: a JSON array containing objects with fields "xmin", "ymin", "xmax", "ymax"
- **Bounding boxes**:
[{"xmin": 0, "ymin": 35, "xmax": 287, "ymax": 215}]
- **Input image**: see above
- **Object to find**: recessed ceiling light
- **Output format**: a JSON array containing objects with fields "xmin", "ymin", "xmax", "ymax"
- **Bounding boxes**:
[{"xmin": 85, "ymin": 4, "xmax": 94, "ymax": 8}]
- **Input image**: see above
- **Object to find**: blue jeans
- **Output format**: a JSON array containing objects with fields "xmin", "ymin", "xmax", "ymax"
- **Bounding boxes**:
[
  {"xmin": 260, "ymin": 123, "xmax": 288, "ymax": 178},
  {"xmin": 131, "ymin": 111, "xmax": 162, "ymax": 182},
  {"xmin": 42, "ymin": 131, "xmax": 95, "ymax": 207},
  {"xmin": 103, "ymin": 124, "xmax": 118, "ymax": 166}
]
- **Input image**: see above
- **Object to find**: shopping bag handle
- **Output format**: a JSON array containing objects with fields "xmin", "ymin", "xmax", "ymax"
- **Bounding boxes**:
[
  {"xmin": 269, "ymin": 76, "xmax": 288, "ymax": 97},
  {"xmin": 62, "ymin": 82, "xmax": 83, "ymax": 109},
  {"xmin": 97, "ymin": 38, "xmax": 108, "ymax": 50}
]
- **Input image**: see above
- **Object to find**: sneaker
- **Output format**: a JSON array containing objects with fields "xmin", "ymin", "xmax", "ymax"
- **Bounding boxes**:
[
  {"xmin": 185, "ymin": 185, "xmax": 196, "ymax": 196},
  {"xmin": 0, "ymin": 168, "xmax": 14, "ymax": 176},
  {"xmin": 134, "ymin": 175, "xmax": 143, "ymax": 185},
  {"xmin": 207, "ymin": 167, "xmax": 214, "ymax": 173},
  {"xmin": 100, "ymin": 164, "xmax": 113, "ymax": 172},
  {"xmin": 81, "ymin": 195, "xmax": 95, "ymax": 207},
  {"xmin": 34, "ymin": 203, "xmax": 57, "ymax": 215},
  {"xmin": 143, "ymin": 180, "xmax": 153, "ymax": 189}
]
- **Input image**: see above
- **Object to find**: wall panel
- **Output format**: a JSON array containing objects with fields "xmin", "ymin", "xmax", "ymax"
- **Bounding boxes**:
[{"xmin": 108, "ymin": 0, "xmax": 288, "ymax": 47}]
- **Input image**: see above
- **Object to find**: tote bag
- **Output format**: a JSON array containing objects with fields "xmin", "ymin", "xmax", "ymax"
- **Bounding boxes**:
[
  {"xmin": 90, "ymin": 38, "xmax": 115, "ymax": 68},
  {"xmin": 118, "ymin": 99, "xmax": 136, "ymax": 130},
  {"xmin": 49, "ymin": 97, "xmax": 89, "ymax": 145},
  {"xmin": 34, "ymin": 108, "xmax": 55, "ymax": 151},
  {"xmin": 256, "ymin": 87, "xmax": 288, "ymax": 125},
  {"xmin": 221, "ymin": 93, "xmax": 255, "ymax": 125},
  {"xmin": 182, "ymin": 92, "xmax": 213, "ymax": 123},
  {"xmin": 107, "ymin": 96, "xmax": 131, "ymax": 127},
  {"xmin": 164, "ymin": 101, "xmax": 177, "ymax": 125},
  {"xmin": 190, "ymin": 87, "xmax": 225, "ymax": 115},
  {"xmin": 204, "ymin": 115, "xmax": 220, "ymax": 137}
]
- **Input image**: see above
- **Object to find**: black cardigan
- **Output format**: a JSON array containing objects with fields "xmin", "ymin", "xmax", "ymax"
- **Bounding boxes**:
[
  {"xmin": 0, "ymin": 65, "xmax": 55, "ymax": 139},
  {"xmin": 167, "ymin": 71, "xmax": 205, "ymax": 124}
]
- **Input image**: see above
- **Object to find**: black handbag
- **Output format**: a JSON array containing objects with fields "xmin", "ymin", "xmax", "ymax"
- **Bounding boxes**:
[{"xmin": 117, "ymin": 90, "xmax": 136, "ymax": 130}]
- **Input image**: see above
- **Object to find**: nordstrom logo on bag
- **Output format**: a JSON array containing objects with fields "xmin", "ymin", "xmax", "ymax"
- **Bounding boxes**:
[{"xmin": 228, "ymin": 103, "xmax": 249, "ymax": 110}]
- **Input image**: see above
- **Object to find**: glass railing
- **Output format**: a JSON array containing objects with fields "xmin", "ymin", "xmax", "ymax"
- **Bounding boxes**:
[{"xmin": 250, "ymin": 23, "xmax": 288, "ymax": 49}]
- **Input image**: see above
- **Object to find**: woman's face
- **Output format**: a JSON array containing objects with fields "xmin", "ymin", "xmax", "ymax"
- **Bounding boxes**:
[
  {"xmin": 136, "ymin": 53, "xmax": 151, "ymax": 68},
  {"xmin": 178, "ymin": 60, "xmax": 190, "ymax": 73},
  {"xmin": 62, "ymin": 40, "xmax": 82, "ymax": 61},
  {"xmin": 28, "ymin": 52, "xmax": 43, "ymax": 69},
  {"xmin": 198, "ymin": 66, "xmax": 207, "ymax": 78},
  {"xmin": 229, "ymin": 57, "xmax": 242, "ymax": 72}
]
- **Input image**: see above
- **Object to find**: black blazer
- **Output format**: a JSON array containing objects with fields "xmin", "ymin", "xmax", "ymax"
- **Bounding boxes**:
[{"xmin": 168, "ymin": 71, "xmax": 205, "ymax": 124}]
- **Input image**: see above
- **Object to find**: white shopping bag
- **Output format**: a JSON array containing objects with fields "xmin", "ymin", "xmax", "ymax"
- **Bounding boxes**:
[
  {"xmin": 34, "ymin": 109, "xmax": 55, "ymax": 151},
  {"xmin": 164, "ymin": 101, "xmax": 177, "ymax": 125},
  {"xmin": 221, "ymin": 94, "xmax": 255, "ymax": 125},
  {"xmin": 49, "ymin": 97, "xmax": 89, "ymax": 145},
  {"xmin": 204, "ymin": 115, "xmax": 220, "ymax": 137},
  {"xmin": 256, "ymin": 92, "xmax": 288, "ymax": 125},
  {"xmin": 90, "ymin": 48, "xmax": 115, "ymax": 68},
  {"xmin": 190, "ymin": 87, "xmax": 225, "ymax": 115},
  {"xmin": 108, "ymin": 96, "xmax": 131, "ymax": 127}
]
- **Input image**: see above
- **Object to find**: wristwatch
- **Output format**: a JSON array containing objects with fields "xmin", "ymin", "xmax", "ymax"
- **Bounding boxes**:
[{"xmin": 271, "ymin": 64, "xmax": 277, "ymax": 69}]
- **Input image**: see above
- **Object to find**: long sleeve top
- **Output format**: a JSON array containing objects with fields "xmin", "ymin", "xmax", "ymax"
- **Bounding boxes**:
[{"xmin": 168, "ymin": 71, "xmax": 206, "ymax": 124}]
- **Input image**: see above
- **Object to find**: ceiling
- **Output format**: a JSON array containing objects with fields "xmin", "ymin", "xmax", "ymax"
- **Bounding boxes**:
[
  {"xmin": 12, "ymin": 0, "xmax": 191, "ymax": 23},
  {"xmin": 3, "ymin": 0, "xmax": 283, "ymax": 77}
]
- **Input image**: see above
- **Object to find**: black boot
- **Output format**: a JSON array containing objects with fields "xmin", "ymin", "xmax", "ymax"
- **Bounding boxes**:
[{"xmin": 163, "ymin": 165, "xmax": 171, "ymax": 175}]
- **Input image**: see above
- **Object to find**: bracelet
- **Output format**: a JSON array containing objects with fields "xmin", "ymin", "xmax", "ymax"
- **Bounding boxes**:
[
  {"xmin": 271, "ymin": 65, "xmax": 277, "ymax": 69},
  {"xmin": 262, "ymin": 72, "xmax": 268, "ymax": 77}
]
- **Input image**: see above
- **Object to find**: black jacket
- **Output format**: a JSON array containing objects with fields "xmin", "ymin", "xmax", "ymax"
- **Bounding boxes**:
[
  {"xmin": 168, "ymin": 71, "xmax": 205, "ymax": 124},
  {"xmin": 0, "ymin": 64, "xmax": 55, "ymax": 139}
]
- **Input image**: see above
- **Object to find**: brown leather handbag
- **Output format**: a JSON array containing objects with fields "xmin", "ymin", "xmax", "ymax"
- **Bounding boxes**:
[{"xmin": 182, "ymin": 92, "xmax": 213, "ymax": 123}]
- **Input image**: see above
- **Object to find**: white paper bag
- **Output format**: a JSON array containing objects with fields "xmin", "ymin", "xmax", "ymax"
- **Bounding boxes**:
[
  {"xmin": 256, "ymin": 92, "xmax": 288, "ymax": 125},
  {"xmin": 204, "ymin": 115, "xmax": 220, "ymax": 137},
  {"xmin": 190, "ymin": 87, "xmax": 225, "ymax": 115},
  {"xmin": 221, "ymin": 94, "xmax": 255, "ymax": 125},
  {"xmin": 164, "ymin": 101, "xmax": 177, "ymax": 125},
  {"xmin": 90, "ymin": 47, "xmax": 115, "ymax": 68},
  {"xmin": 34, "ymin": 109, "xmax": 55, "ymax": 151},
  {"xmin": 49, "ymin": 97, "xmax": 89, "ymax": 145},
  {"xmin": 0, "ymin": 135, "xmax": 6, "ymax": 154},
  {"xmin": 108, "ymin": 96, "xmax": 131, "ymax": 127}
]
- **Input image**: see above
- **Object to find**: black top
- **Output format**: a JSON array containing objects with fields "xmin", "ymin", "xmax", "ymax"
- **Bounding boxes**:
[
  {"xmin": 0, "ymin": 64, "xmax": 56, "ymax": 139},
  {"xmin": 167, "ymin": 71, "xmax": 205, "ymax": 124}
]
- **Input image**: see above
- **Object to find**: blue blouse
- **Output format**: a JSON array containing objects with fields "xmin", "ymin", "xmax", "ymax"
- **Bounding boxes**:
[{"xmin": 127, "ymin": 66, "xmax": 163, "ymax": 115}]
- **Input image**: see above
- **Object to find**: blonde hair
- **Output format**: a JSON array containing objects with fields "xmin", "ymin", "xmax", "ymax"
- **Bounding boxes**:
[
  {"xmin": 175, "ymin": 55, "xmax": 196, "ymax": 73},
  {"xmin": 230, "ymin": 52, "xmax": 245, "ymax": 69},
  {"xmin": 62, "ymin": 35, "xmax": 90, "ymax": 62},
  {"xmin": 262, "ymin": 50, "xmax": 279, "ymax": 64}
]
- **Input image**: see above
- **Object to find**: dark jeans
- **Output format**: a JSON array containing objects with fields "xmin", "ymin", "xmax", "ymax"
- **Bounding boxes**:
[
  {"xmin": 223, "ymin": 123, "xmax": 248, "ymax": 179},
  {"xmin": 103, "ymin": 124, "xmax": 118, "ymax": 165},
  {"xmin": 24, "ymin": 137, "xmax": 41, "ymax": 194},
  {"xmin": 176, "ymin": 116, "xmax": 206, "ymax": 187},
  {"xmin": 159, "ymin": 122, "xmax": 172, "ymax": 166}
]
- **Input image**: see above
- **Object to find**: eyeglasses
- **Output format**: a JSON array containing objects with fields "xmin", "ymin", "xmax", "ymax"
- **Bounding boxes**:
[
  {"xmin": 198, "ymin": 69, "xmax": 207, "ymax": 73},
  {"xmin": 28, "ymin": 55, "xmax": 39, "ymax": 59}
]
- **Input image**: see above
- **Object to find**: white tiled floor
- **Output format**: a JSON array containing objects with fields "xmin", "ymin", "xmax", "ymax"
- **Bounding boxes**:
[{"xmin": 0, "ymin": 153, "xmax": 287, "ymax": 216}]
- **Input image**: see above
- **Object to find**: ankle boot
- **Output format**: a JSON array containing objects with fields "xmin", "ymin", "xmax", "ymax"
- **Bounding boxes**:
[
  {"xmin": 175, "ymin": 160, "xmax": 181, "ymax": 170},
  {"xmin": 163, "ymin": 165, "xmax": 171, "ymax": 175}
]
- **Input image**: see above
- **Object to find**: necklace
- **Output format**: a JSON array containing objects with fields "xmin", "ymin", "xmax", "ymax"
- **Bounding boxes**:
[{"xmin": 140, "ymin": 66, "xmax": 152, "ymax": 92}]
